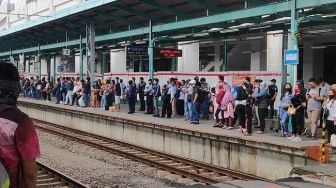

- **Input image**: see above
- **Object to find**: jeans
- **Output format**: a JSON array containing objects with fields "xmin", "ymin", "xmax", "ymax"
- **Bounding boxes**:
[
  {"xmin": 101, "ymin": 95, "xmax": 106, "ymax": 109},
  {"xmin": 146, "ymin": 95, "xmax": 154, "ymax": 113},
  {"xmin": 202, "ymin": 98, "xmax": 209, "ymax": 119},
  {"xmin": 128, "ymin": 97, "xmax": 136, "ymax": 113},
  {"xmin": 191, "ymin": 102, "xmax": 200, "ymax": 123},
  {"xmin": 279, "ymin": 108, "xmax": 289, "ymax": 134},
  {"xmin": 31, "ymin": 87, "xmax": 37, "ymax": 99},
  {"xmin": 82, "ymin": 93, "xmax": 90, "ymax": 107},
  {"xmin": 258, "ymin": 107, "xmax": 268, "ymax": 132},
  {"xmin": 184, "ymin": 101, "xmax": 192, "ymax": 120},
  {"xmin": 65, "ymin": 91, "xmax": 74, "ymax": 105}
]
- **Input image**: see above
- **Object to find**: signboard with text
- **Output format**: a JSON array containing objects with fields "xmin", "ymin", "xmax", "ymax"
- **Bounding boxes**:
[
  {"xmin": 127, "ymin": 46, "xmax": 148, "ymax": 55},
  {"xmin": 156, "ymin": 48, "xmax": 182, "ymax": 57},
  {"xmin": 284, "ymin": 49, "xmax": 299, "ymax": 65}
]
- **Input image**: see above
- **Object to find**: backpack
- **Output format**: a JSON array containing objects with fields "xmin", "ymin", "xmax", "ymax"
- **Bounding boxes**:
[
  {"xmin": 0, "ymin": 162, "xmax": 9, "ymax": 188},
  {"xmin": 236, "ymin": 87, "xmax": 248, "ymax": 101},
  {"xmin": 198, "ymin": 89, "xmax": 208, "ymax": 102}
]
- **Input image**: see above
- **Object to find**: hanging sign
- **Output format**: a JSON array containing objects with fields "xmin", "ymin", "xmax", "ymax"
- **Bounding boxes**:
[
  {"xmin": 156, "ymin": 48, "xmax": 182, "ymax": 57},
  {"xmin": 127, "ymin": 46, "xmax": 148, "ymax": 55},
  {"xmin": 284, "ymin": 49, "xmax": 299, "ymax": 65}
]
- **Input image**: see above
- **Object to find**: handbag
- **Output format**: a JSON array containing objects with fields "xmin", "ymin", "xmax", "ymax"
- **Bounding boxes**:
[
  {"xmin": 323, "ymin": 108, "xmax": 330, "ymax": 120},
  {"xmin": 288, "ymin": 104, "xmax": 300, "ymax": 115},
  {"xmin": 331, "ymin": 134, "xmax": 336, "ymax": 148}
]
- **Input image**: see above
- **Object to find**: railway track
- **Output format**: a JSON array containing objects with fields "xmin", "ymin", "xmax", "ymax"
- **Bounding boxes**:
[
  {"xmin": 36, "ymin": 161, "xmax": 88, "ymax": 188},
  {"xmin": 34, "ymin": 119, "xmax": 296, "ymax": 187}
]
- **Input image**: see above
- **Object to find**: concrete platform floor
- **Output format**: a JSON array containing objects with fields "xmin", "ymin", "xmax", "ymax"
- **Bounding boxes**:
[{"xmin": 19, "ymin": 98, "xmax": 322, "ymax": 150}]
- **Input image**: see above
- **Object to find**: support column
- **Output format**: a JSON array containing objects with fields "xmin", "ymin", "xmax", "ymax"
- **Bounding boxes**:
[
  {"xmin": 139, "ymin": 56, "xmax": 144, "ymax": 72},
  {"xmin": 80, "ymin": 35, "xmax": 84, "ymax": 80},
  {"xmin": 110, "ymin": 49, "xmax": 127, "ymax": 73},
  {"xmin": 38, "ymin": 44, "xmax": 41, "ymax": 79},
  {"xmin": 102, "ymin": 53, "xmax": 106, "ymax": 80},
  {"xmin": 87, "ymin": 22, "xmax": 96, "ymax": 82},
  {"xmin": 221, "ymin": 41, "xmax": 228, "ymax": 71},
  {"xmin": 53, "ymin": 55, "xmax": 56, "ymax": 82},
  {"xmin": 171, "ymin": 57, "xmax": 177, "ymax": 71},
  {"xmin": 148, "ymin": 20, "xmax": 154, "ymax": 79},
  {"xmin": 177, "ymin": 42, "xmax": 200, "ymax": 72},
  {"xmin": 267, "ymin": 31, "xmax": 283, "ymax": 72},
  {"xmin": 289, "ymin": 0, "xmax": 299, "ymax": 85}
]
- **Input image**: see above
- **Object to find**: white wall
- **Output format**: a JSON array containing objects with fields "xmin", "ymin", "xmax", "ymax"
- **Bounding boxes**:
[
  {"xmin": 178, "ymin": 42, "xmax": 200, "ymax": 72},
  {"xmin": 267, "ymin": 31, "xmax": 283, "ymax": 72},
  {"xmin": 110, "ymin": 49, "xmax": 126, "ymax": 73}
]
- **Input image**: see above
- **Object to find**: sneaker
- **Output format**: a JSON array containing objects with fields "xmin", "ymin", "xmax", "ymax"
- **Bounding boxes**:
[
  {"xmin": 287, "ymin": 135, "xmax": 295, "ymax": 140},
  {"xmin": 292, "ymin": 136, "xmax": 302, "ymax": 141},
  {"xmin": 226, "ymin": 127, "xmax": 234, "ymax": 130},
  {"xmin": 301, "ymin": 128, "xmax": 308, "ymax": 136}
]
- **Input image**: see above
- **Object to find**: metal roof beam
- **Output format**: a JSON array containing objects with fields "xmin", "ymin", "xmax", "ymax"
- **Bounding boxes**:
[
  {"xmin": 112, "ymin": 4, "xmax": 157, "ymax": 21},
  {"xmin": 140, "ymin": 0, "xmax": 190, "ymax": 19},
  {"xmin": 2, "ymin": 0, "xmax": 336, "ymax": 57},
  {"xmin": 186, "ymin": 0, "xmax": 222, "ymax": 13}
]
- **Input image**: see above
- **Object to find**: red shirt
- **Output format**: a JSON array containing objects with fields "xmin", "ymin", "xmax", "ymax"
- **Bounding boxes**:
[{"xmin": 0, "ymin": 105, "xmax": 40, "ymax": 188}]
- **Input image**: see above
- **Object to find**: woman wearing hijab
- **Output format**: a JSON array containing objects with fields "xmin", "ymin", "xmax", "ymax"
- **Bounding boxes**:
[
  {"xmin": 222, "ymin": 84, "xmax": 235, "ymax": 130},
  {"xmin": 213, "ymin": 75, "xmax": 225, "ymax": 120}
]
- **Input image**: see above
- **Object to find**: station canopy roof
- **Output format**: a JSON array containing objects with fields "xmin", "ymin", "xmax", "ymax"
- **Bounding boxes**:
[{"xmin": 1, "ymin": 0, "xmax": 336, "ymax": 56}]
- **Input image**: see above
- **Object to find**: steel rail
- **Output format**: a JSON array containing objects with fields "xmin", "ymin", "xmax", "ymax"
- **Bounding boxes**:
[
  {"xmin": 33, "ymin": 118, "xmax": 297, "ymax": 187},
  {"xmin": 36, "ymin": 161, "xmax": 89, "ymax": 188}
]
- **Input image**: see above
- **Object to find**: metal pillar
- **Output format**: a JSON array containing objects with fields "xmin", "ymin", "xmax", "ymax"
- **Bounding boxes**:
[
  {"xmin": 221, "ymin": 41, "xmax": 228, "ymax": 71},
  {"xmin": 289, "ymin": 0, "xmax": 298, "ymax": 85},
  {"xmin": 171, "ymin": 57, "xmax": 177, "ymax": 71},
  {"xmin": 53, "ymin": 55, "xmax": 56, "ymax": 82},
  {"xmin": 102, "ymin": 53, "xmax": 106, "ymax": 80},
  {"xmin": 86, "ymin": 22, "xmax": 96, "ymax": 82},
  {"xmin": 282, "ymin": 30, "xmax": 288, "ymax": 89},
  {"xmin": 148, "ymin": 20, "xmax": 154, "ymax": 79},
  {"xmin": 38, "ymin": 44, "xmax": 41, "ymax": 79},
  {"xmin": 80, "ymin": 35, "xmax": 84, "ymax": 80},
  {"xmin": 139, "ymin": 56, "xmax": 143, "ymax": 72}
]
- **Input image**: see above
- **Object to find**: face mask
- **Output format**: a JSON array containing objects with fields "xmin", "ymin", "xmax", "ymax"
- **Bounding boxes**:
[
  {"xmin": 242, "ymin": 86, "xmax": 246, "ymax": 90},
  {"xmin": 285, "ymin": 88, "xmax": 291, "ymax": 92},
  {"xmin": 153, "ymin": 81, "xmax": 157, "ymax": 84}
]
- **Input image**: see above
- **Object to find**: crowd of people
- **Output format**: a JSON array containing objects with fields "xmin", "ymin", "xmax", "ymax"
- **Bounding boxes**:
[{"xmin": 20, "ymin": 74, "xmax": 336, "ymax": 144}]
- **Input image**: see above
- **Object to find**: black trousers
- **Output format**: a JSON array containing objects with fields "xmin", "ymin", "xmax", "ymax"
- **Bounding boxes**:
[
  {"xmin": 291, "ymin": 111, "xmax": 304, "ymax": 135},
  {"xmin": 162, "ymin": 96, "xmax": 172, "ymax": 118},
  {"xmin": 236, "ymin": 104, "xmax": 246, "ymax": 126},
  {"xmin": 243, "ymin": 105, "xmax": 253, "ymax": 134},
  {"xmin": 146, "ymin": 95, "xmax": 154, "ymax": 113},
  {"xmin": 258, "ymin": 107, "xmax": 268, "ymax": 132},
  {"xmin": 326, "ymin": 120, "xmax": 335, "ymax": 143},
  {"xmin": 215, "ymin": 108, "xmax": 224, "ymax": 123},
  {"xmin": 128, "ymin": 97, "xmax": 136, "ymax": 113},
  {"xmin": 269, "ymin": 99, "xmax": 275, "ymax": 118},
  {"xmin": 139, "ymin": 93, "xmax": 145, "ymax": 111},
  {"xmin": 177, "ymin": 99, "xmax": 184, "ymax": 115}
]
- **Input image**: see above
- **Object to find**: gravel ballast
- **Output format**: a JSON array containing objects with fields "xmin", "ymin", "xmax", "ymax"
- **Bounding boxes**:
[{"xmin": 37, "ymin": 130, "xmax": 195, "ymax": 188}]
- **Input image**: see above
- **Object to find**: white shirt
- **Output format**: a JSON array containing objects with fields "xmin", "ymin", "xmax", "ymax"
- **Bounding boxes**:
[{"xmin": 324, "ymin": 99, "xmax": 336, "ymax": 121}]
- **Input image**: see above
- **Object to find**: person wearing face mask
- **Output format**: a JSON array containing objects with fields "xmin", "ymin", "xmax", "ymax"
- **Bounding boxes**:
[
  {"xmin": 234, "ymin": 82, "xmax": 249, "ymax": 132},
  {"xmin": 323, "ymin": 90, "xmax": 336, "ymax": 144},
  {"xmin": 278, "ymin": 83, "xmax": 293, "ymax": 137},
  {"xmin": 144, "ymin": 79, "xmax": 153, "ymax": 114},
  {"xmin": 152, "ymin": 78, "xmax": 161, "ymax": 117},
  {"xmin": 289, "ymin": 84, "xmax": 307, "ymax": 141}
]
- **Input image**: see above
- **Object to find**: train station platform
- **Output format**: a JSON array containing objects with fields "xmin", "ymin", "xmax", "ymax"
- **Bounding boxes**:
[{"xmin": 18, "ymin": 98, "xmax": 328, "ymax": 180}]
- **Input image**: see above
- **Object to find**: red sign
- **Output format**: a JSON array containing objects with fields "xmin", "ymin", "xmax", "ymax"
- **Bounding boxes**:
[{"xmin": 156, "ymin": 48, "xmax": 182, "ymax": 57}]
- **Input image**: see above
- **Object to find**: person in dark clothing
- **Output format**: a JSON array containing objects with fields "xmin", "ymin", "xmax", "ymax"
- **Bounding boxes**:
[
  {"xmin": 138, "ymin": 77, "xmax": 146, "ymax": 111},
  {"xmin": 152, "ymin": 78, "xmax": 161, "ymax": 117},
  {"xmin": 268, "ymin": 79, "xmax": 278, "ymax": 119},
  {"xmin": 161, "ymin": 84, "xmax": 172, "ymax": 118},
  {"xmin": 82, "ymin": 77, "xmax": 91, "ymax": 107},
  {"xmin": 144, "ymin": 79, "xmax": 153, "ymax": 114},
  {"xmin": 244, "ymin": 86, "xmax": 254, "ymax": 136},
  {"xmin": 114, "ymin": 77, "xmax": 121, "ymax": 111},
  {"xmin": 289, "ymin": 84, "xmax": 307, "ymax": 141},
  {"xmin": 55, "ymin": 78, "xmax": 62, "ymax": 104},
  {"xmin": 254, "ymin": 82, "xmax": 268, "ymax": 133},
  {"xmin": 235, "ymin": 83, "xmax": 249, "ymax": 132},
  {"xmin": 127, "ymin": 80, "xmax": 137, "ymax": 114}
]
